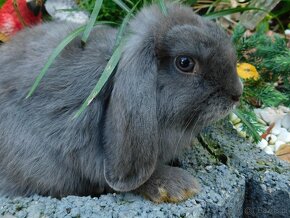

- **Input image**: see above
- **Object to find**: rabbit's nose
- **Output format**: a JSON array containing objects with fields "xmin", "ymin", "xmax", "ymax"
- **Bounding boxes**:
[
  {"xmin": 224, "ymin": 76, "xmax": 243, "ymax": 102},
  {"xmin": 231, "ymin": 94, "xmax": 241, "ymax": 102}
]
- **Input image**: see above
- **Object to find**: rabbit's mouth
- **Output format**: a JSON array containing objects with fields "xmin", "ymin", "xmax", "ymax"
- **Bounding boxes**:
[{"xmin": 195, "ymin": 90, "xmax": 237, "ymax": 126}]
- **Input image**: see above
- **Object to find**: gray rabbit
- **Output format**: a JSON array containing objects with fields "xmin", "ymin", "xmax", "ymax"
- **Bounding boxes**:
[{"xmin": 0, "ymin": 3, "xmax": 243, "ymax": 203}]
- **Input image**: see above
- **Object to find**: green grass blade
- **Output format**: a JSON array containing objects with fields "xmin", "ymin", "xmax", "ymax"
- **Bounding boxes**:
[
  {"xmin": 26, "ymin": 26, "xmax": 85, "ymax": 98},
  {"xmin": 26, "ymin": 21, "xmax": 115, "ymax": 98},
  {"xmin": 73, "ymin": 44, "xmax": 123, "ymax": 119},
  {"xmin": 81, "ymin": 0, "xmax": 103, "ymax": 46},
  {"xmin": 205, "ymin": 0, "xmax": 222, "ymax": 15},
  {"xmin": 204, "ymin": 7, "xmax": 267, "ymax": 19},
  {"xmin": 157, "ymin": 0, "xmax": 168, "ymax": 16},
  {"xmin": 114, "ymin": 0, "xmax": 140, "ymax": 48},
  {"xmin": 73, "ymin": 1, "xmax": 140, "ymax": 118},
  {"xmin": 113, "ymin": 0, "xmax": 130, "ymax": 13}
]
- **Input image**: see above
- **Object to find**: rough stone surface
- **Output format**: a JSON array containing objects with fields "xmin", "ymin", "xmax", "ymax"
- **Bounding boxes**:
[
  {"xmin": 201, "ymin": 121, "xmax": 290, "ymax": 218},
  {"xmin": 45, "ymin": 0, "xmax": 89, "ymax": 24},
  {"xmin": 0, "ymin": 141, "xmax": 245, "ymax": 218},
  {"xmin": 1, "ymin": 121, "xmax": 289, "ymax": 217}
]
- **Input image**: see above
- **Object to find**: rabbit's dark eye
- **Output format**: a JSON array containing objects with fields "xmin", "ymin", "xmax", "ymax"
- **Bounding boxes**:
[{"xmin": 175, "ymin": 56, "xmax": 195, "ymax": 73}]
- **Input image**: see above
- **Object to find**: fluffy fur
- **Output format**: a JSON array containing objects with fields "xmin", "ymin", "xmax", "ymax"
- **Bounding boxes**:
[{"xmin": 0, "ymin": 3, "xmax": 243, "ymax": 202}]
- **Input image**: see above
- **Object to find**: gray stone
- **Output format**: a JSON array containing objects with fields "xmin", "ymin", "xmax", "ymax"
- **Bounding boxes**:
[
  {"xmin": 200, "ymin": 121, "xmax": 290, "ymax": 218},
  {"xmin": 2, "ymin": 121, "xmax": 288, "ymax": 217},
  {"xmin": 0, "ymin": 139, "xmax": 245, "ymax": 218}
]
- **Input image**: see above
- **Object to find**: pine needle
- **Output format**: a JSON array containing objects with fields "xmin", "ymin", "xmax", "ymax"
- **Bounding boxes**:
[{"xmin": 234, "ymin": 108, "xmax": 262, "ymax": 143}]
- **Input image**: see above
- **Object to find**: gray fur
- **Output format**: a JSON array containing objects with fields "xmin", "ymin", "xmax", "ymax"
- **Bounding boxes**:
[{"xmin": 0, "ymin": 3, "xmax": 242, "ymax": 201}]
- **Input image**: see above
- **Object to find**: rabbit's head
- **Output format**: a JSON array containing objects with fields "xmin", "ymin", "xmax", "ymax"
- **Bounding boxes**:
[{"xmin": 103, "ymin": 3, "xmax": 243, "ymax": 192}]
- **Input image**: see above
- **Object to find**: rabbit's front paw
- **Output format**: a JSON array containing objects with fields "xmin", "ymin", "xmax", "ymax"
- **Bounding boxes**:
[{"xmin": 135, "ymin": 165, "xmax": 199, "ymax": 203}]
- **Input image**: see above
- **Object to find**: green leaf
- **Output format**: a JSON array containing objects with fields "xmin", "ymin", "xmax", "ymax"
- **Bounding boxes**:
[
  {"xmin": 157, "ymin": 0, "xmax": 168, "ymax": 16},
  {"xmin": 73, "ymin": 43, "xmax": 123, "ymax": 119},
  {"xmin": 113, "ymin": 0, "xmax": 131, "ymax": 13},
  {"xmin": 81, "ymin": 0, "xmax": 103, "ymax": 46},
  {"xmin": 204, "ymin": 7, "xmax": 267, "ymax": 19},
  {"xmin": 26, "ymin": 21, "xmax": 115, "ymax": 98}
]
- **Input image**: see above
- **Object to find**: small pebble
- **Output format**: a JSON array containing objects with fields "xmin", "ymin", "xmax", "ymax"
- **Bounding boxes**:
[
  {"xmin": 232, "ymin": 106, "xmax": 290, "ymax": 157},
  {"xmin": 265, "ymin": 134, "xmax": 277, "ymax": 145},
  {"xmin": 277, "ymin": 128, "xmax": 290, "ymax": 142},
  {"xmin": 237, "ymin": 130, "xmax": 247, "ymax": 138},
  {"xmin": 205, "ymin": 165, "xmax": 213, "ymax": 171},
  {"xmin": 268, "ymin": 144, "xmax": 275, "ymax": 151},
  {"xmin": 278, "ymin": 105, "xmax": 290, "ymax": 113},
  {"xmin": 257, "ymin": 117, "xmax": 267, "ymax": 125},
  {"xmin": 254, "ymin": 108, "xmax": 262, "ymax": 118},
  {"xmin": 274, "ymin": 140, "xmax": 285, "ymax": 151},
  {"xmin": 257, "ymin": 138, "xmax": 268, "ymax": 149},
  {"xmin": 234, "ymin": 123, "xmax": 243, "ymax": 130},
  {"xmin": 248, "ymin": 136, "xmax": 254, "ymax": 142},
  {"xmin": 229, "ymin": 113, "xmax": 241, "ymax": 125},
  {"xmin": 264, "ymin": 146, "xmax": 274, "ymax": 155},
  {"xmin": 281, "ymin": 114, "xmax": 290, "ymax": 130},
  {"xmin": 271, "ymin": 124, "xmax": 282, "ymax": 135},
  {"xmin": 229, "ymin": 112, "xmax": 238, "ymax": 121},
  {"xmin": 260, "ymin": 107, "xmax": 285, "ymax": 124},
  {"xmin": 45, "ymin": 0, "xmax": 89, "ymax": 24}
]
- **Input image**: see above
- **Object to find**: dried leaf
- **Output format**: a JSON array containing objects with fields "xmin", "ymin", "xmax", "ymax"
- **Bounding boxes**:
[{"xmin": 276, "ymin": 143, "xmax": 290, "ymax": 163}]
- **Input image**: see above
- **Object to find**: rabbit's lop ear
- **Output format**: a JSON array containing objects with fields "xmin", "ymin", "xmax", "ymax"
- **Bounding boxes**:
[{"xmin": 103, "ymin": 33, "xmax": 159, "ymax": 192}]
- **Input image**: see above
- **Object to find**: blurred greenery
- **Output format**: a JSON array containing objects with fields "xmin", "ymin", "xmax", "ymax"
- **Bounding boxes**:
[
  {"xmin": 78, "ymin": 0, "xmax": 289, "ymax": 32},
  {"xmin": 0, "ymin": 0, "xmax": 5, "ymax": 8}
]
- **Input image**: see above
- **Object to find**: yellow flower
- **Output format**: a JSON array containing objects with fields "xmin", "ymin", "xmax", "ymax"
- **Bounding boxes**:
[{"xmin": 237, "ymin": 63, "xmax": 259, "ymax": 80}]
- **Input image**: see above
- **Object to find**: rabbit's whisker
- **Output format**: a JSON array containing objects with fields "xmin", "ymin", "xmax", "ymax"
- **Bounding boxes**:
[{"xmin": 169, "ymin": 109, "xmax": 200, "ymax": 168}]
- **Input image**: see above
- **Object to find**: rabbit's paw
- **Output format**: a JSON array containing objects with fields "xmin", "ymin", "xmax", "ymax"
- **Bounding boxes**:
[{"xmin": 136, "ymin": 165, "xmax": 199, "ymax": 203}]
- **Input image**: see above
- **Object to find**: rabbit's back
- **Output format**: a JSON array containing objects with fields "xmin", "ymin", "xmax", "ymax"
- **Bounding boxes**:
[{"xmin": 0, "ymin": 22, "xmax": 117, "ymax": 196}]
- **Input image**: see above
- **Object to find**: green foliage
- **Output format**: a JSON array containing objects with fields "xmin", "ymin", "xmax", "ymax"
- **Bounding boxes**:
[
  {"xmin": 204, "ymin": 7, "xmax": 266, "ymax": 20},
  {"xmin": 81, "ymin": 0, "xmax": 103, "ymax": 45},
  {"xmin": 234, "ymin": 108, "xmax": 265, "ymax": 143},
  {"xmin": 232, "ymin": 23, "xmax": 290, "ymax": 141},
  {"xmin": 233, "ymin": 24, "xmax": 290, "ymax": 105},
  {"xmin": 243, "ymin": 81, "xmax": 288, "ymax": 108},
  {"xmin": 233, "ymin": 23, "xmax": 290, "ymax": 84},
  {"xmin": 78, "ymin": 0, "xmax": 142, "ymax": 23},
  {"xmin": 0, "ymin": 0, "xmax": 5, "ymax": 8}
]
